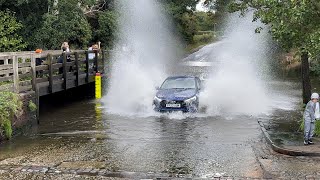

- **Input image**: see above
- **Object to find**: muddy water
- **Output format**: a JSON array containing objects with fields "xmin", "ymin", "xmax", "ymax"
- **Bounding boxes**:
[
  {"xmin": 0, "ymin": 93, "xmax": 265, "ymax": 178},
  {"xmin": 0, "ymin": 40, "xmax": 315, "ymax": 178},
  {"xmin": 0, "ymin": 78, "xmax": 306, "ymax": 178}
]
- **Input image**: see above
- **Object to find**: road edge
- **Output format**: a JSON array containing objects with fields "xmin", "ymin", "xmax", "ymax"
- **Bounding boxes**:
[{"xmin": 258, "ymin": 120, "xmax": 320, "ymax": 156}]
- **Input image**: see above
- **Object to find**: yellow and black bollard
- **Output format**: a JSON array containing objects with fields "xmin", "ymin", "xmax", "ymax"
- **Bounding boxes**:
[{"xmin": 95, "ymin": 72, "xmax": 102, "ymax": 99}]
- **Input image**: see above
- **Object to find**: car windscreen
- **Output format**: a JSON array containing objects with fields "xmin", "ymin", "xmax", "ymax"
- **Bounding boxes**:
[{"xmin": 161, "ymin": 78, "xmax": 196, "ymax": 89}]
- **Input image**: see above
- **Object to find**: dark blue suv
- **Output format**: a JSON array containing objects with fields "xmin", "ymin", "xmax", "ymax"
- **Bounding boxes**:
[{"xmin": 153, "ymin": 76, "xmax": 201, "ymax": 113}]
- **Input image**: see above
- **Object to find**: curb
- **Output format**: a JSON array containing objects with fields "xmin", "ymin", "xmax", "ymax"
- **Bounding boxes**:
[{"xmin": 258, "ymin": 121, "xmax": 320, "ymax": 156}]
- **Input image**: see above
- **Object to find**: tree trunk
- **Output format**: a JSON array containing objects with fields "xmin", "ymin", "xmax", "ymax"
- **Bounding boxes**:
[{"xmin": 301, "ymin": 52, "xmax": 311, "ymax": 104}]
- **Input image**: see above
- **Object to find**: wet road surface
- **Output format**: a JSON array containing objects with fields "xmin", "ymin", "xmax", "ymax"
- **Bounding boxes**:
[
  {"xmin": 0, "ymin": 99, "xmax": 264, "ymax": 178},
  {"xmin": 1, "ymin": 43, "xmax": 320, "ymax": 179}
]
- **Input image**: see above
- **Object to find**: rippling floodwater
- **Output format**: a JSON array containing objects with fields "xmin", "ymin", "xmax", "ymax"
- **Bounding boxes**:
[
  {"xmin": 0, "ymin": 6, "xmax": 310, "ymax": 178},
  {"xmin": 0, "ymin": 73, "xmax": 304, "ymax": 178}
]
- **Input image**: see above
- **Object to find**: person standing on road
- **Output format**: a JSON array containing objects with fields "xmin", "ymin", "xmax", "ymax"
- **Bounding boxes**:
[{"xmin": 304, "ymin": 93, "xmax": 319, "ymax": 145}]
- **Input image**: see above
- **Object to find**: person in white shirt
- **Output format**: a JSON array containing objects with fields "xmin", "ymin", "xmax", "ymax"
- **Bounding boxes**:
[
  {"xmin": 88, "ymin": 44, "xmax": 99, "ymax": 60},
  {"xmin": 304, "ymin": 93, "xmax": 319, "ymax": 145}
]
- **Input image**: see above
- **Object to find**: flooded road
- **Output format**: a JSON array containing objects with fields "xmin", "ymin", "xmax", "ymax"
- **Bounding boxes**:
[
  {"xmin": 1, "ymin": 42, "xmax": 320, "ymax": 179},
  {"xmin": 0, "ymin": 98, "xmax": 263, "ymax": 178}
]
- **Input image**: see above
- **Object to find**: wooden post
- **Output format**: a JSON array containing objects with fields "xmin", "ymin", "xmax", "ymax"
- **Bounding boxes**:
[
  {"xmin": 75, "ymin": 52, "xmax": 80, "ymax": 86},
  {"xmin": 48, "ymin": 54, "xmax": 53, "ymax": 93},
  {"xmin": 30, "ymin": 54, "xmax": 36, "ymax": 92},
  {"xmin": 30, "ymin": 54, "xmax": 40, "ymax": 122},
  {"xmin": 301, "ymin": 51, "xmax": 311, "ymax": 104},
  {"xmin": 85, "ymin": 51, "xmax": 89, "ymax": 83},
  {"xmin": 4, "ymin": 58, "xmax": 9, "ymax": 77},
  {"xmin": 94, "ymin": 51, "xmax": 98, "ymax": 73},
  {"xmin": 12, "ymin": 55, "xmax": 19, "ymax": 93},
  {"xmin": 63, "ymin": 52, "xmax": 67, "ymax": 90},
  {"xmin": 101, "ymin": 50, "xmax": 106, "ymax": 97},
  {"xmin": 36, "ymin": 86, "xmax": 40, "ymax": 124},
  {"xmin": 102, "ymin": 50, "xmax": 105, "ymax": 74}
]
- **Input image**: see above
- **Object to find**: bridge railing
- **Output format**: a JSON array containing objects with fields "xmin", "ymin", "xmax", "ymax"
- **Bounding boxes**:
[
  {"xmin": 0, "ymin": 50, "xmax": 106, "ymax": 95},
  {"xmin": 0, "ymin": 53, "xmax": 34, "ymax": 93}
]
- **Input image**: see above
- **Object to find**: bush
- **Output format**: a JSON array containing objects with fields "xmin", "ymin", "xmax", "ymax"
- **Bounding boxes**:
[
  {"xmin": 310, "ymin": 58, "xmax": 320, "ymax": 76},
  {"xmin": 300, "ymin": 119, "xmax": 320, "ymax": 136},
  {"xmin": 193, "ymin": 33, "xmax": 215, "ymax": 44},
  {"xmin": 28, "ymin": 100, "xmax": 37, "ymax": 112},
  {"xmin": 0, "ymin": 10, "xmax": 27, "ymax": 52},
  {"xmin": 0, "ymin": 92, "xmax": 22, "ymax": 139}
]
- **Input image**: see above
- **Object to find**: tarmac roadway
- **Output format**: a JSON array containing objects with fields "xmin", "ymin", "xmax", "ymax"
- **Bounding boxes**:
[{"xmin": 1, "ymin": 43, "xmax": 320, "ymax": 179}]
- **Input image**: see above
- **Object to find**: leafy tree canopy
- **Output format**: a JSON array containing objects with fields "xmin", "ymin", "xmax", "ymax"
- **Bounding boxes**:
[
  {"xmin": 34, "ymin": 0, "xmax": 92, "ymax": 49},
  {"xmin": 228, "ymin": 0, "xmax": 320, "ymax": 57},
  {"xmin": 162, "ymin": 0, "xmax": 202, "ymax": 43},
  {"xmin": 0, "ymin": 0, "xmax": 217, "ymax": 51},
  {"xmin": 0, "ymin": 10, "xmax": 26, "ymax": 52}
]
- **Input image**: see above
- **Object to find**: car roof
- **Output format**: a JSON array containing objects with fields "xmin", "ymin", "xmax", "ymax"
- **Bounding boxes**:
[{"xmin": 166, "ymin": 75, "xmax": 199, "ymax": 79}]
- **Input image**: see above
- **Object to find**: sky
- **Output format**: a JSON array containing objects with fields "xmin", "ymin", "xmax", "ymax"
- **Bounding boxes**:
[{"xmin": 196, "ymin": 0, "xmax": 208, "ymax": 11}]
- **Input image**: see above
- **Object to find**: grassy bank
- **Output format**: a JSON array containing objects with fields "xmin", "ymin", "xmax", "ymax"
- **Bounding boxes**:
[
  {"xmin": 186, "ymin": 32, "xmax": 217, "ymax": 54},
  {"xmin": 0, "ymin": 91, "xmax": 22, "ymax": 140}
]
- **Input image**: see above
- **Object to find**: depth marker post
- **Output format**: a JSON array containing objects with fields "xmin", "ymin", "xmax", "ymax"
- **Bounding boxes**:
[{"xmin": 95, "ymin": 72, "xmax": 102, "ymax": 99}]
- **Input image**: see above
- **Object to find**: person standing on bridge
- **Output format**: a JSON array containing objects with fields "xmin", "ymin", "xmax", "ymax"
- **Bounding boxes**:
[
  {"xmin": 88, "ymin": 43, "xmax": 100, "ymax": 70},
  {"xmin": 58, "ymin": 42, "xmax": 72, "ymax": 73},
  {"xmin": 58, "ymin": 41, "xmax": 71, "ymax": 63},
  {"xmin": 88, "ymin": 43, "xmax": 99, "ymax": 60},
  {"xmin": 304, "ymin": 93, "xmax": 319, "ymax": 145},
  {"xmin": 61, "ymin": 42, "xmax": 70, "ymax": 53}
]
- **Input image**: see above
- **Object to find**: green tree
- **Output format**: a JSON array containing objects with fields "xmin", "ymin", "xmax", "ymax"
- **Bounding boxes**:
[
  {"xmin": 195, "ymin": 11, "xmax": 216, "ymax": 31},
  {"xmin": 0, "ymin": 10, "xmax": 26, "ymax": 52},
  {"xmin": 94, "ymin": 10, "xmax": 117, "ymax": 48},
  {"xmin": 34, "ymin": 0, "xmax": 92, "ymax": 49},
  {"xmin": 0, "ymin": 0, "xmax": 49, "ymax": 50},
  {"xmin": 228, "ymin": 0, "xmax": 320, "ymax": 104},
  {"xmin": 204, "ymin": 0, "xmax": 231, "ymax": 27},
  {"xmin": 162, "ymin": 0, "xmax": 201, "ymax": 43}
]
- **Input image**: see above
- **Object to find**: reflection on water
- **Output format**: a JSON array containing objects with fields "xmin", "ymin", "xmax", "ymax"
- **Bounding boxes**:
[{"xmin": 0, "ymin": 68, "xmax": 313, "ymax": 177}]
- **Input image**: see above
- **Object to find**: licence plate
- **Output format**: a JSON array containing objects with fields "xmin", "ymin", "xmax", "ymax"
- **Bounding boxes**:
[{"xmin": 166, "ymin": 103, "xmax": 181, "ymax": 108}]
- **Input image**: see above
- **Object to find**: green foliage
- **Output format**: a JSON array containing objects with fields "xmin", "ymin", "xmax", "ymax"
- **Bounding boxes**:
[
  {"xmin": 0, "ymin": 0, "xmax": 217, "ymax": 50},
  {"xmin": 162, "ymin": 0, "xmax": 218, "ymax": 44},
  {"xmin": 94, "ymin": 11, "xmax": 117, "ymax": 48},
  {"xmin": 195, "ymin": 11, "xmax": 216, "ymax": 31},
  {"xmin": 0, "ymin": 91, "xmax": 22, "ymax": 139},
  {"xmin": 34, "ymin": 0, "xmax": 92, "ymax": 49},
  {"xmin": 186, "ymin": 33, "xmax": 216, "ymax": 53},
  {"xmin": 28, "ymin": 100, "xmax": 37, "ymax": 112},
  {"xmin": 203, "ymin": 0, "xmax": 231, "ymax": 24},
  {"xmin": 300, "ymin": 119, "xmax": 320, "ymax": 137},
  {"xmin": 193, "ymin": 33, "xmax": 214, "ymax": 44},
  {"xmin": 228, "ymin": 0, "xmax": 320, "ymax": 59},
  {"xmin": 0, "ymin": 10, "xmax": 26, "ymax": 52},
  {"xmin": 310, "ymin": 58, "xmax": 320, "ymax": 76},
  {"xmin": 163, "ymin": 0, "xmax": 200, "ymax": 43},
  {"xmin": 0, "ymin": 0, "xmax": 49, "ymax": 50}
]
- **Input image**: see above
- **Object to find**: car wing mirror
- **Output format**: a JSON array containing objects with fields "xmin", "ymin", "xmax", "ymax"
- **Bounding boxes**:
[{"xmin": 155, "ymin": 86, "xmax": 160, "ymax": 90}]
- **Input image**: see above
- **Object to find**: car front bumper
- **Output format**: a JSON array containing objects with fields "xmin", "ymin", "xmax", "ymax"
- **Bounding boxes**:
[{"xmin": 153, "ymin": 99, "xmax": 198, "ymax": 113}]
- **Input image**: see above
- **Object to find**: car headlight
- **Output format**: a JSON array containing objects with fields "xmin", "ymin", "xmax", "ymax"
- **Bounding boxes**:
[
  {"xmin": 154, "ymin": 96, "xmax": 162, "ymax": 103},
  {"xmin": 184, "ymin": 96, "xmax": 197, "ymax": 104}
]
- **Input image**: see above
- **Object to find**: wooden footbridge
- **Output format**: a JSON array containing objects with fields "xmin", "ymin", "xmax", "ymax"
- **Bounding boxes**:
[{"xmin": 0, "ymin": 50, "xmax": 107, "ymax": 117}]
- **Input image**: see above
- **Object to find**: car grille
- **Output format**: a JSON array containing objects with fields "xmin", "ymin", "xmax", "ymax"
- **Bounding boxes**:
[{"xmin": 160, "ymin": 100, "xmax": 186, "ymax": 108}]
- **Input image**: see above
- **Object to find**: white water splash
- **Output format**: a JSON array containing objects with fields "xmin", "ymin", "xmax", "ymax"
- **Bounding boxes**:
[
  {"xmin": 200, "ymin": 13, "xmax": 273, "ymax": 116},
  {"xmin": 104, "ymin": 0, "xmax": 181, "ymax": 115},
  {"xmin": 103, "ymin": 3, "xmax": 299, "ymax": 118}
]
